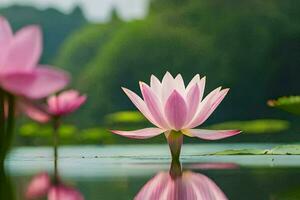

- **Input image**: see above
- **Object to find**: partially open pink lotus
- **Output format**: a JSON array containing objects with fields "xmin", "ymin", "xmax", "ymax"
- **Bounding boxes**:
[
  {"xmin": 26, "ymin": 172, "xmax": 84, "ymax": 200},
  {"xmin": 46, "ymin": 90, "xmax": 86, "ymax": 117},
  {"xmin": 22, "ymin": 90, "xmax": 86, "ymax": 122},
  {"xmin": 0, "ymin": 16, "xmax": 69, "ymax": 99},
  {"xmin": 111, "ymin": 72, "xmax": 241, "ymax": 158},
  {"xmin": 135, "ymin": 171, "xmax": 227, "ymax": 200}
]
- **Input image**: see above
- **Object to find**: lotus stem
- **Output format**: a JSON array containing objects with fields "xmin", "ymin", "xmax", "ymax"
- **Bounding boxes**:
[
  {"xmin": 169, "ymin": 158, "xmax": 182, "ymax": 179},
  {"xmin": 166, "ymin": 130, "xmax": 183, "ymax": 162},
  {"xmin": 0, "ymin": 90, "xmax": 5, "ymax": 163},
  {"xmin": 4, "ymin": 93, "xmax": 15, "ymax": 155},
  {"xmin": 53, "ymin": 117, "xmax": 60, "ymax": 184},
  {"xmin": 0, "ymin": 161, "xmax": 15, "ymax": 200}
]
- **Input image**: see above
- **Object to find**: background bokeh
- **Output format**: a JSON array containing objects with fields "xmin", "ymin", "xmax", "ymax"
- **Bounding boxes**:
[{"xmin": 1, "ymin": 0, "xmax": 299, "ymax": 145}]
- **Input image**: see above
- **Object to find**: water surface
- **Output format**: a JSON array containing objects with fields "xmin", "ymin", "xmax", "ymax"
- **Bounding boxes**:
[{"xmin": 4, "ymin": 144, "xmax": 300, "ymax": 199}]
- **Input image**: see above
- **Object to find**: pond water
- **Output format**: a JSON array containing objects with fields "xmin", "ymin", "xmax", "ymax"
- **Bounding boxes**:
[{"xmin": 3, "ymin": 144, "xmax": 300, "ymax": 199}]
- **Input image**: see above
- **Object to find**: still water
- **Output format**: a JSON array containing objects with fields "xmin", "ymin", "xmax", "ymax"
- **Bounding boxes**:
[{"xmin": 2, "ymin": 144, "xmax": 300, "ymax": 199}]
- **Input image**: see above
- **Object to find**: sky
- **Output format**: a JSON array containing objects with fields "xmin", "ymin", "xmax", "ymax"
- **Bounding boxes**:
[{"xmin": 0, "ymin": 0, "xmax": 150, "ymax": 22}]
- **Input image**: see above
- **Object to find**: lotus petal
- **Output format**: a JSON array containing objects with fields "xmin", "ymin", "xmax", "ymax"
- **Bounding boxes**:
[
  {"xmin": 186, "ymin": 87, "xmax": 222, "ymax": 128},
  {"xmin": 182, "ymin": 129, "xmax": 241, "ymax": 140},
  {"xmin": 122, "ymin": 87, "xmax": 159, "ymax": 127},
  {"xmin": 0, "ymin": 17, "xmax": 13, "ymax": 66},
  {"xmin": 2, "ymin": 26, "xmax": 41, "ymax": 73},
  {"xmin": 1, "ymin": 66, "xmax": 69, "ymax": 99},
  {"xmin": 164, "ymin": 90, "xmax": 187, "ymax": 130},
  {"xmin": 111, "ymin": 128, "xmax": 164, "ymax": 139},
  {"xmin": 161, "ymin": 72, "xmax": 176, "ymax": 103},
  {"xmin": 150, "ymin": 75, "xmax": 162, "ymax": 96},
  {"xmin": 140, "ymin": 82, "xmax": 169, "ymax": 128}
]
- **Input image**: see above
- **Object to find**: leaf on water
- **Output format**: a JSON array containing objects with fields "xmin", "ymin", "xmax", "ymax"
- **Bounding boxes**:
[
  {"xmin": 268, "ymin": 96, "xmax": 300, "ymax": 115},
  {"xmin": 207, "ymin": 119, "xmax": 290, "ymax": 134},
  {"xmin": 268, "ymin": 145, "xmax": 300, "ymax": 155},
  {"xmin": 209, "ymin": 144, "xmax": 300, "ymax": 155},
  {"xmin": 210, "ymin": 149, "xmax": 268, "ymax": 155}
]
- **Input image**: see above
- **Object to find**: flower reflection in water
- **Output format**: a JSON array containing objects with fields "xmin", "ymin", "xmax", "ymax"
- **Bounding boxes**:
[
  {"xmin": 26, "ymin": 172, "xmax": 84, "ymax": 200},
  {"xmin": 135, "ymin": 160, "xmax": 229, "ymax": 200},
  {"xmin": 25, "ymin": 131, "xmax": 84, "ymax": 200}
]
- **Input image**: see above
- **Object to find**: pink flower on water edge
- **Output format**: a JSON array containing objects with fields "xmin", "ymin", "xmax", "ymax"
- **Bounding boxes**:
[
  {"xmin": 135, "ymin": 171, "xmax": 228, "ymax": 200},
  {"xmin": 26, "ymin": 173, "xmax": 84, "ymax": 200},
  {"xmin": 111, "ymin": 72, "xmax": 241, "ymax": 141},
  {"xmin": 0, "ymin": 16, "xmax": 69, "ymax": 99},
  {"xmin": 22, "ymin": 90, "xmax": 86, "ymax": 122}
]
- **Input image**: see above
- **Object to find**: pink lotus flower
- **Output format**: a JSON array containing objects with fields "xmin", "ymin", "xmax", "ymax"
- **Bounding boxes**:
[
  {"xmin": 26, "ymin": 172, "xmax": 84, "ymax": 200},
  {"xmin": 135, "ymin": 171, "xmax": 227, "ymax": 200},
  {"xmin": 46, "ymin": 90, "xmax": 86, "ymax": 117},
  {"xmin": 0, "ymin": 16, "xmax": 69, "ymax": 99},
  {"xmin": 111, "ymin": 72, "xmax": 241, "ymax": 158},
  {"xmin": 22, "ymin": 90, "xmax": 86, "ymax": 122}
]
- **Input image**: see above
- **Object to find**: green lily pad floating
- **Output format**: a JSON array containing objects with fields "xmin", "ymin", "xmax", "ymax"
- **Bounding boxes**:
[
  {"xmin": 211, "ymin": 149, "xmax": 268, "ymax": 155},
  {"xmin": 268, "ymin": 145, "xmax": 300, "ymax": 155},
  {"xmin": 209, "ymin": 144, "xmax": 300, "ymax": 155},
  {"xmin": 268, "ymin": 96, "xmax": 300, "ymax": 115},
  {"xmin": 208, "ymin": 119, "xmax": 290, "ymax": 134}
]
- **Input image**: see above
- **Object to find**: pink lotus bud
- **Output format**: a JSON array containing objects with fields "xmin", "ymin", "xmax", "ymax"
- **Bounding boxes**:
[{"xmin": 47, "ymin": 90, "xmax": 86, "ymax": 117}]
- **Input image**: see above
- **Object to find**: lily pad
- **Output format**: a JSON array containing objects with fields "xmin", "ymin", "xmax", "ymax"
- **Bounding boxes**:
[
  {"xmin": 209, "ymin": 144, "xmax": 300, "ymax": 155},
  {"xmin": 268, "ymin": 96, "xmax": 300, "ymax": 115},
  {"xmin": 208, "ymin": 119, "xmax": 290, "ymax": 134},
  {"xmin": 268, "ymin": 145, "xmax": 300, "ymax": 155},
  {"xmin": 210, "ymin": 149, "xmax": 268, "ymax": 155}
]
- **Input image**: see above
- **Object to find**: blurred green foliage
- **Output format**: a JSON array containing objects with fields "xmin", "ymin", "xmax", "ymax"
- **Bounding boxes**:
[
  {"xmin": 268, "ymin": 96, "xmax": 300, "ymax": 115},
  {"xmin": 15, "ymin": 117, "xmax": 293, "ymax": 145},
  {"xmin": 55, "ymin": 21, "xmax": 123, "ymax": 86},
  {"xmin": 17, "ymin": 122, "xmax": 115, "ymax": 145},
  {"xmin": 272, "ymin": 186, "xmax": 300, "ymax": 200},
  {"xmin": 208, "ymin": 119, "xmax": 290, "ymax": 134},
  {"xmin": 0, "ymin": 5, "xmax": 87, "ymax": 63},
  {"xmin": 104, "ymin": 111, "xmax": 146, "ymax": 124},
  {"xmin": 56, "ymin": 0, "xmax": 300, "ymax": 128}
]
